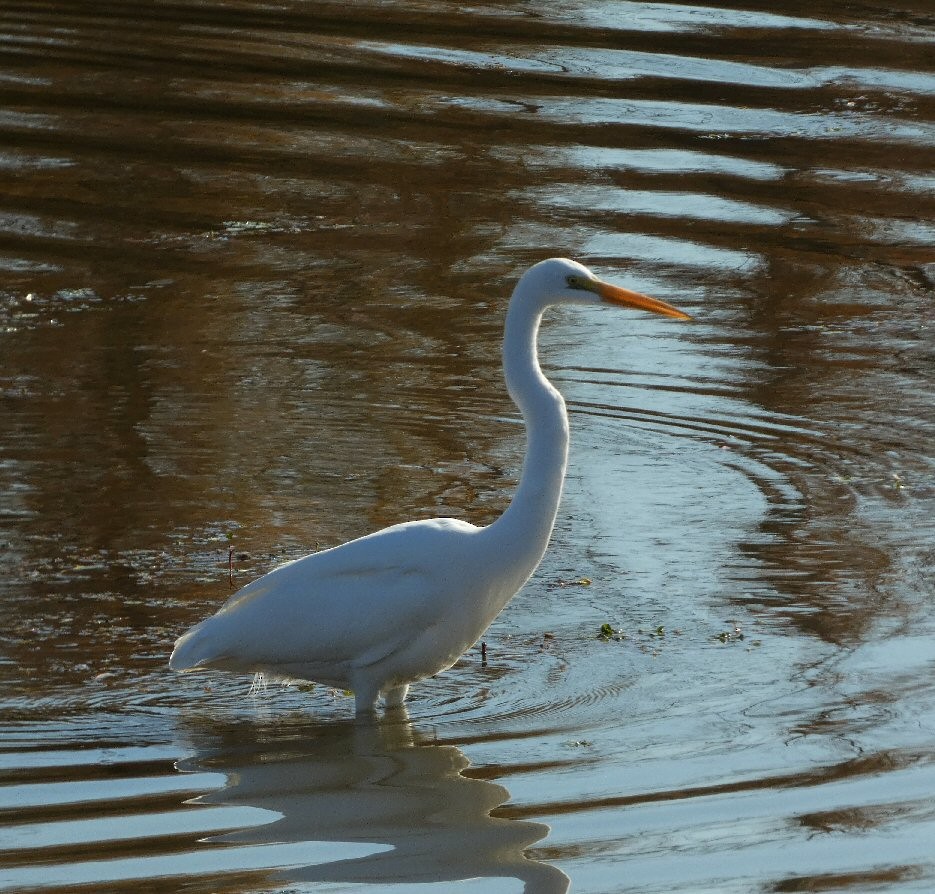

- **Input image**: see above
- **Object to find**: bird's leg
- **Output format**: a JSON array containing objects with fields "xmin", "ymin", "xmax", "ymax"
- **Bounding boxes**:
[
  {"xmin": 384, "ymin": 683, "xmax": 409, "ymax": 709},
  {"xmin": 353, "ymin": 683, "xmax": 379, "ymax": 717}
]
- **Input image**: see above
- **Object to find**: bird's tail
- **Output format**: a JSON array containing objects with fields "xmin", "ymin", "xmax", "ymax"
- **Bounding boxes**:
[{"xmin": 169, "ymin": 620, "xmax": 227, "ymax": 672}]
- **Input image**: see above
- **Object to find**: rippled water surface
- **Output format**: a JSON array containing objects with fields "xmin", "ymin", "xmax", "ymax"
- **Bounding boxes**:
[{"xmin": 2, "ymin": 1, "xmax": 934, "ymax": 891}]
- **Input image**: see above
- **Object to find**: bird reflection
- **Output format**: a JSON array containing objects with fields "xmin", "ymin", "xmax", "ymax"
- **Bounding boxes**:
[{"xmin": 176, "ymin": 708, "xmax": 569, "ymax": 893}]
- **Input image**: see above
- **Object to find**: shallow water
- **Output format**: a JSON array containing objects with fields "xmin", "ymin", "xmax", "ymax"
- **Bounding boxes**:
[{"xmin": 1, "ymin": 1, "xmax": 933, "ymax": 891}]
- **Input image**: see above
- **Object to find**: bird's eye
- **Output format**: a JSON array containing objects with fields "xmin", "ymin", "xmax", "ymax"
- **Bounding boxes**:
[{"xmin": 566, "ymin": 274, "xmax": 595, "ymax": 292}]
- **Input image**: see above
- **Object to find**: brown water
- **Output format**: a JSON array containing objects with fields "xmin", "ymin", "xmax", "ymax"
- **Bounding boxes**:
[{"xmin": 1, "ymin": 1, "xmax": 934, "ymax": 891}]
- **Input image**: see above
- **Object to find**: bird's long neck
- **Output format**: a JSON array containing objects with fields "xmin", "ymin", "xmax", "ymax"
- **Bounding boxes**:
[{"xmin": 484, "ymin": 294, "xmax": 569, "ymax": 583}]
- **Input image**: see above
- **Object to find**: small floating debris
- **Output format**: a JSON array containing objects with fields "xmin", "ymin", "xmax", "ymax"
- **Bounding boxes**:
[
  {"xmin": 715, "ymin": 624, "xmax": 744, "ymax": 644},
  {"xmin": 552, "ymin": 576, "xmax": 592, "ymax": 589}
]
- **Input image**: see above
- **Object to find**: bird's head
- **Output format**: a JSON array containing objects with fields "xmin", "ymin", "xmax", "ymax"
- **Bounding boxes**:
[{"xmin": 517, "ymin": 257, "xmax": 690, "ymax": 320}]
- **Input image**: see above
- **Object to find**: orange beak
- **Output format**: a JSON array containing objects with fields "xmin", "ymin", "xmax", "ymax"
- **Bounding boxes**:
[{"xmin": 593, "ymin": 279, "xmax": 691, "ymax": 321}]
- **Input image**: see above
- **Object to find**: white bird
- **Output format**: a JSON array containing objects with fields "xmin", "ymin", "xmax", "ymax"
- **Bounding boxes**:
[{"xmin": 170, "ymin": 258, "xmax": 690, "ymax": 716}]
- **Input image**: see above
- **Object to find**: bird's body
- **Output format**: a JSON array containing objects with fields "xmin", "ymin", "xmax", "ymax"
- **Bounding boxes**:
[
  {"xmin": 170, "ymin": 258, "xmax": 689, "ymax": 715},
  {"xmin": 172, "ymin": 516, "xmax": 530, "ymax": 712}
]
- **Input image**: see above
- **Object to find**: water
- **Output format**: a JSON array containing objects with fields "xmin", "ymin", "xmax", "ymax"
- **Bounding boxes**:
[{"xmin": 1, "ymin": 1, "xmax": 933, "ymax": 891}]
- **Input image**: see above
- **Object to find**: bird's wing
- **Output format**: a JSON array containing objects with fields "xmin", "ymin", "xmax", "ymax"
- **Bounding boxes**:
[{"xmin": 183, "ymin": 518, "xmax": 480, "ymax": 673}]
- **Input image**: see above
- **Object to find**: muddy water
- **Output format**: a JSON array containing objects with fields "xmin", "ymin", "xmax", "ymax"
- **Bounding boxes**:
[{"xmin": 1, "ymin": 1, "xmax": 934, "ymax": 891}]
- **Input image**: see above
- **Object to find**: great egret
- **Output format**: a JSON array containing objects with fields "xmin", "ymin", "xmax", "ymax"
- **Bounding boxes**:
[{"xmin": 170, "ymin": 258, "xmax": 690, "ymax": 715}]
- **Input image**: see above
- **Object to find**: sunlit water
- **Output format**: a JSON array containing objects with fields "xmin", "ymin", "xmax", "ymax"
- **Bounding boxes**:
[{"xmin": 1, "ymin": 1, "xmax": 933, "ymax": 892}]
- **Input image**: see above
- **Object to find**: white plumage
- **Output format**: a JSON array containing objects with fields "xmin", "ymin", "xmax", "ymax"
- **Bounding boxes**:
[{"xmin": 169, "ymin": 258, "xmax": 689, "ymax": 715}]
